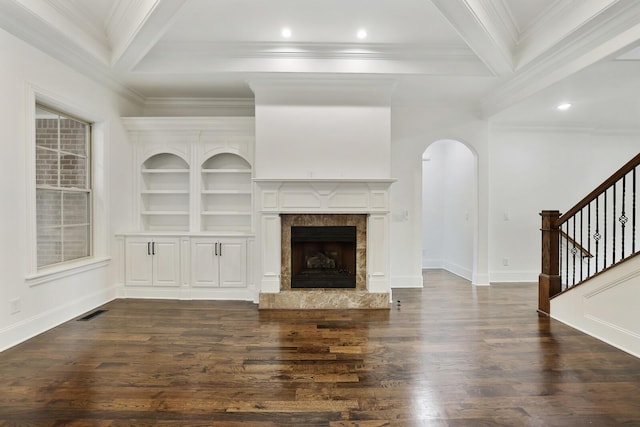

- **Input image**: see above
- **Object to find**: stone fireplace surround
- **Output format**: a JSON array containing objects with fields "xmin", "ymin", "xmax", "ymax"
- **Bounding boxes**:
[
  {"xmin": 255, "ymin": 179, "xmax": 394, "ymax": 309},
  {"xmin": 282, "ymin": 214, "xmax": 365, "ymax": 290}
]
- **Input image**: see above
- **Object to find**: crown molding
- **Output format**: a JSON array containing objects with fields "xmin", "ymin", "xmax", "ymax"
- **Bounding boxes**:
[
  {"xmin": 143, "ymin": 97, "xmax": 255, "ymax": 117},
  {"xmin": 147, "ymin": 40, "xmax": 479, "ymax": 61},
  {"xmin": 490, "ymin": 122, "xmax": 595, "ymax": 133},
  {"xmin": 136, "ymin": 40, "xmax": 491, "ymax": 76},
  {"xmin": 121, "ymin": 116, "xmax": 255, "ymax": 132},
  {"xmin": 490, "ymin": 121, "xmax": 640, "ymax": 134}
]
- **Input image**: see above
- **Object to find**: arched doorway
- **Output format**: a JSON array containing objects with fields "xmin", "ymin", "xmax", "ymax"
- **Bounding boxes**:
[{"xmin": 422, "ymin": 139, "xmax": 477, "ymax": 281}]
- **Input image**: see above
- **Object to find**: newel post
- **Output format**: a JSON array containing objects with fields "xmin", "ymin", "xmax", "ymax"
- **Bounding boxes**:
[{"xmin": 539, "ymin": 210, "xmax": 561, "ymax": 316}]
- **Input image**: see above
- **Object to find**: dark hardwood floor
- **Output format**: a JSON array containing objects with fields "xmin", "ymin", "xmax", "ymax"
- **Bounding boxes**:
[{"xmin": 1, "ymin": 270, "xmax": 640, "ymax": 426}]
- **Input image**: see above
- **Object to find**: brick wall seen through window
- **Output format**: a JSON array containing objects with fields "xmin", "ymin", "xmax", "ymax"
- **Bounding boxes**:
[{"xmin": 35, "ymin": 105, "xmax": 91, "ymax": 268}]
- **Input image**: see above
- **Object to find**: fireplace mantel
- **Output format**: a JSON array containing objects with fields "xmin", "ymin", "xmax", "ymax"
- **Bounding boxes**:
[
  {"xmin": 253, "ymin": 178, "xmax": 395, "ymax": 214},
  {"xmin": 254, "ymin": 179, "xmax": 394, "ymax": 309}
]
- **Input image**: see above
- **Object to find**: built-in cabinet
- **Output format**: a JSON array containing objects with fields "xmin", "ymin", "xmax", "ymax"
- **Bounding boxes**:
[
  {"xmin": 117, "ymin": 117, "xmax": 255, "ymax": 301},
  {"xmin": 124, "ymin": 237, "xmax": 181, "ymax": 287},
  {"xmin": 191, "ymin": 238, "xmax": 247, "ymax": 287}
]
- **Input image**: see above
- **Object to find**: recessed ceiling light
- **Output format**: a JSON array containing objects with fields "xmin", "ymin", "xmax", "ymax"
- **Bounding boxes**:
[
  {"xmin": 281, "ymin": 27, "xmax": 292, "ymax": 38},
  {"xmin": 556, "ymin": 103, "xmax": 572, "ymax": 111},
  {"xmin": 357, "ymin": 29, "xmax": 367, "ymax": 39}
]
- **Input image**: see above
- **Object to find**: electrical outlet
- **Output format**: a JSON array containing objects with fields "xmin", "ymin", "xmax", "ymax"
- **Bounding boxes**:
[
  {"xmin": 10, "ymin": 298, "xmax": 21, "ymax": 314},
  {"xmin": 502, "ymin": 258, "xmax": 509, "ymax": 267}
]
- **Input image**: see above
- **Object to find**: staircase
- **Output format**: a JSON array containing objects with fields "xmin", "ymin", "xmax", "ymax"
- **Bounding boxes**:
[{"xmin": 539, "ymin": 152, "xmax": 640, "ymax": 357}]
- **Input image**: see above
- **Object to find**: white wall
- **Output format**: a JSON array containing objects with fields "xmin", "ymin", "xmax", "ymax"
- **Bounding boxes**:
[
  {"xmin": 422, "ymin": 140, "xmax": 475, "ymax": 280},
  {"xmin": 252, "ymin": 80, "xmax": 392, "ymax": 179},
  {"xmin": 390, "ymin": 106, "xmax": 490, "ymax": 287},
  {"xmin": 0, "ymin": 28, "xmax": 140, "ymax": 351},
  {"xmin": 488, "ymin": 126, "xmax": 640, "ymax": 282},
  {"xmin": 422, "ymin": 143, "xmax": 446, "ymax": 268}
]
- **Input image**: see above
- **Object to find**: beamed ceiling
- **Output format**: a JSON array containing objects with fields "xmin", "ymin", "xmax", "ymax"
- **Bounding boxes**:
[{"xmin": 1, "ymin": 0, "xmax": 640, "ymax": 128}]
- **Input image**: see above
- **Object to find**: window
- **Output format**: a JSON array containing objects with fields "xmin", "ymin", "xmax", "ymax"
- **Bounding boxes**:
[{"xmin": 35, "ymin": 105, "xmax": 92, "ymax": 268}]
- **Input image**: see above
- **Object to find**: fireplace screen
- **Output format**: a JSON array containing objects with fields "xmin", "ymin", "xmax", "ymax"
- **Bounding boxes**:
[{"xmin": 291, "ymin": 226, "xmax": 356, "ymax": 288}]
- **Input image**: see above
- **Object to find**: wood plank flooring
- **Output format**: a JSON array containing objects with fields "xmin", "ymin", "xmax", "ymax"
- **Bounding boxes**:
[{"xmin": 1, "ymin": 270, "xmax": 640, "ymax": 426}]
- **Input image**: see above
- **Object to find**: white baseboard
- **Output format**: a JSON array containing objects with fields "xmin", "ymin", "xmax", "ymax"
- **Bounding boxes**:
[
  {"xmin": 391, "ymin": 275, "xmax": 423, "ymax": 288},
  {"xmin": 117, "ymin": 285, "xmax": 257, "ymax": 302},
  {"xmin": 490, "ymin": 270, "xmax": 539, "ymax": 283},
  {"xmin": 0, "ymin": 285, "xmax": 117, "ymax": 352},
  {"xmin": 443, "ymin": 261, "xmax": 473, "ymax": 281},
  {"xmin": 422, "ymin": 258, "xmax": 443, "ymax": 269}
]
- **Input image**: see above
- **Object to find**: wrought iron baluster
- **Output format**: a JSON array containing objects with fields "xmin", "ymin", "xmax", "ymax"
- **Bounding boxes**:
[
  {"xmin": 604, "ymin": 189, "xmax": 608, "ymax": 268},
  {"xmin": 620, "ymin": 174, "xmax": 627, "ymax": 259},
  {"xmin": 634, "ymin": 166, "xmax": 637, "ymax": 254},
  {"xmin": 587, "ymin": 203, "xmax": 591, "ymax": 277},
  {"xmin": 565, "ymin": 222, "xmax": 569, "ymax": 288},
  {"xmin": 558, "ymin": 220, "xmax": 563, "ymax": 289},
  {"xmin": 613, "ymin": 182, "xmax": 616, "ymax": 263},
  {"xmin": 594, "ymin": 196, "xmax": 600, "ymax": 274},
  {"xmin": 580, "ymin": 208, "xmax": 583, "ymax": 282},
  {"xmin": 571, "ymin": 216, "xmax": 577, "ymax": 286}
]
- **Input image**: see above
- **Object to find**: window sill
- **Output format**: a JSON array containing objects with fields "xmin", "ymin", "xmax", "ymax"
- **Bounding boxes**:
[{"xmin": 25, "ymin": 257, "xmax": 111, "ymax": 287}]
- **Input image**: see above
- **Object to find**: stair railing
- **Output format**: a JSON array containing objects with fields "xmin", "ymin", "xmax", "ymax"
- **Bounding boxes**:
[{"xmin": 539, "ymin": 152, "xmax": 640, "ymax": 315}]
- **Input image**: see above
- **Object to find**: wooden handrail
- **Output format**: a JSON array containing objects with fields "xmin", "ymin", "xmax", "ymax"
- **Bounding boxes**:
[
  {"xmin": 560, "ymin": 230, "xmax": 593, "ymax": 258},
  {"xmin": 557, "ymin": 152, "xmax": 640, "ymax": 226}
]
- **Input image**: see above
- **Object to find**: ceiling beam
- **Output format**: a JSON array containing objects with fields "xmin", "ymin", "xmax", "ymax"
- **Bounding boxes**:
[
  {"xmin": 482, "ymin": 0, "xmax": 640, "ymax": 117},
  {"xmin": 108, "ymin": 0, "xmax": 187, "ymax": 71},
  {"xmin": 430, "ymin": 0, "xmax": 515, "ymax": 76},
  {"xmin": 514, "ymin": 0, "xmax": 619, "ymax": 69}
]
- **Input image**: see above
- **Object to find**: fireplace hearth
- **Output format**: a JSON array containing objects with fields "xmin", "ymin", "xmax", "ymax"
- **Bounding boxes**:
[{"xmin": 291, "ymin": 226, "xmax": 356, "ymax": 288}]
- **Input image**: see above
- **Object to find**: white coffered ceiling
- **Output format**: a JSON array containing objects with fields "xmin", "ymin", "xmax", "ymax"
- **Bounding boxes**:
[{"xmin": 1, "ymin": 0, "xmax": 640, "ymax": 127}]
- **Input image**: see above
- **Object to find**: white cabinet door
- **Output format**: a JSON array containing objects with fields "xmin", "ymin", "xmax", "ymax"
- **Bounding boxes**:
[
  {"xmin": 190, "ymin": 239, "xmax": 220, "ymax": 287},
  {"xmin": 218, "ymin": 239, "xmax": 247, "ymax": 288},
  {"xmin": 152, "ymin": 238, "xmax": 181, "ymax": 287},
  {"xmin": 190, "ymin": 238, "xmax": 247, "ymax": 288},
  {"xmin": 125, "ymin": 238, "xmax": 153, "ymax": 287},
  {"xmin": 125, "ymin": 236, "xmax": 180, "ymax": 287}
]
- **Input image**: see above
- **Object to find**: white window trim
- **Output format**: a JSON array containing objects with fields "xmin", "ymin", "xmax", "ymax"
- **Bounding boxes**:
[
  {"xmin": 25, "ymin": 84, "xmax": 110, "ymax": 280},
  {"xmin": 25, "ymin": 257, "xmax": 111, "ymax": 287}
]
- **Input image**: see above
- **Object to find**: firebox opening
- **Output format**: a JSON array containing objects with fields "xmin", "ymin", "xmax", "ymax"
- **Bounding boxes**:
[{"xmin": 291, "ymin": 226, "xmax": 356, "ymax": 288}]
